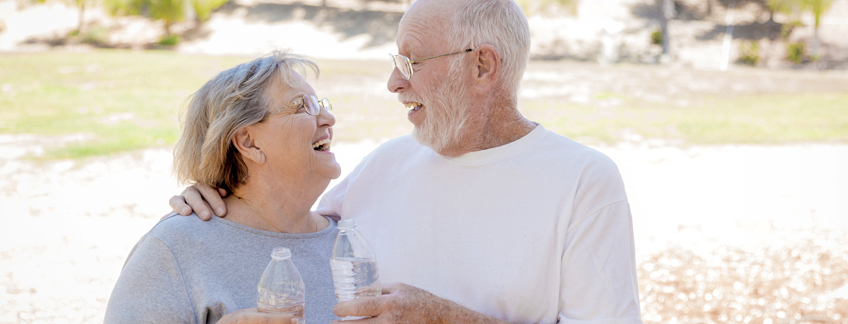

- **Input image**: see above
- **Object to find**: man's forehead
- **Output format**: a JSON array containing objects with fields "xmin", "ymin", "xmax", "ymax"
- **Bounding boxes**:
[
  {"xmin": 397, "ymin": 0, "xmax": 459, "ymax": 49},
  {"xmin": 407, "ymin": 0, "xmax": 471, "ymax": 24}
]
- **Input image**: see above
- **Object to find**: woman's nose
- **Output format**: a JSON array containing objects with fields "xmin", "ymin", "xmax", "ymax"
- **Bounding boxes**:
[{"xmin": 317, "ymin": 106, "xmax": 335, "ymax": 127}]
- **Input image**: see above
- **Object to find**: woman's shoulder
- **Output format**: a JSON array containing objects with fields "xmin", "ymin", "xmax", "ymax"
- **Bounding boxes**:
[
  {"xmin": 149, "ymin": 212, "xmax": 339, "ymax": 244},
  {"xmin": 144, "ymin": 212, "xmax": 222, "ymax": 247}
]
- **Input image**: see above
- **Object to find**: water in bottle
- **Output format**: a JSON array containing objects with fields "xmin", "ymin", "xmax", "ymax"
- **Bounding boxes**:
[
  {"xmin": 330, "ymin": 219, "xmax": 381, "ymax": 320},
  {"xmin": 257, "ymin": 247, "xmax": 306, "ymax": 324}
]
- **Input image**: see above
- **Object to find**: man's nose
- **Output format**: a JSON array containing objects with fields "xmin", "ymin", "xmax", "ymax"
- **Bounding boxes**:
[{"xmin": 387, "ymin": 67, "xmax": 408, "ymax": 93}]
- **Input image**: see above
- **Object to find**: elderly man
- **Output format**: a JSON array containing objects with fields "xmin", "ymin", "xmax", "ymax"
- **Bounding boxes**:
[{"xmin": 172, "ymin": 0, "xmax": 642, "ymax": 323}]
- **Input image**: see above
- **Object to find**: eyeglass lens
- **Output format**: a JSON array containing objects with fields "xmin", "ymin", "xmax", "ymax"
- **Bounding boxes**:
[
  {"xmin": 305, "ymin": 95, "xmax": 320, "ymax": 115},
  {"xmin": 302, "ymin": 95, "xmax": 332, "ymax": 116},
  {"xmin": 320, "ymin": 98, "xmax": 332, "ymax": 111},
  {"xmin": 391, "ymin": 55, "xmax": 412, "ymax": 80}
]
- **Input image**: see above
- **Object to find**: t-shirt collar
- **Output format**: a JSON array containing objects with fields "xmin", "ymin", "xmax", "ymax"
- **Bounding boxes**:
[{"xmin": 440, "ymin": 123, "xmax": 545, "ymax": 165}]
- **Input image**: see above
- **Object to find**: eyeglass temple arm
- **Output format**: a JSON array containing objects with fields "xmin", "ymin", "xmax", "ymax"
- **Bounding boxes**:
[{"xmin": 409, "ymin": 48, "xmax": 473, "ymax": 64}]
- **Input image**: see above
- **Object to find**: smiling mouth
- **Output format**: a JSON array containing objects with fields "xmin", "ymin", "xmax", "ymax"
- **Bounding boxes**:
[
  {"xmin": 404, "ymin": 102, "xmax": 423, "ymax": 115},
  {"xmin": 312, "ymin": 138, "xmax": 331, "ymax": 152}
]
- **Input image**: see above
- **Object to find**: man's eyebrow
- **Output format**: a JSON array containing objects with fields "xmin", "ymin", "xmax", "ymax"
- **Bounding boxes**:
[{"xmin": 398, "ymin": 35, "xmax": 424, "ymax": 57}]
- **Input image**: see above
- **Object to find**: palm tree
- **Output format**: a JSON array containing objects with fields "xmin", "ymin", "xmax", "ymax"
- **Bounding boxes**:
[
  {"xmin": 516, "ymin": 0, "xmax": 580, "ymax": 15},
  {"xmin": 767, "ymin": 0, "xmax": 798, "ymax": 22},
  {"xmin": 803, "ymin": 0, "xmax": 834, "ymax": 57},
  {"xmin": 768, "ymin": 0, "xmax": 834, "ymax": 58},
  {"xmin": 74, "ymin": 0, "xmax": 88, "ymax": 33},
  {"xmin": 149, "ymin": 0, "xmax": 184, "ymax": 36},
  {"xmin": 35, "ymin": 0, "xmax": 92, "ymax": 34},
  {"xmin": 105, "ymin": 0, "xmax": 227, "ymax": 38}
]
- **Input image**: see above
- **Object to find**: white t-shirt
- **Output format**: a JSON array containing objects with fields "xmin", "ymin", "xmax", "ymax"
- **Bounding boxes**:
[{"xmin": 317, "ymin": 125, "xmax": 642, "ymax": 324}]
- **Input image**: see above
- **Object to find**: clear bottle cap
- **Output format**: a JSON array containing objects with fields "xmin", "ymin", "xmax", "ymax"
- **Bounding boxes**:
[
  {"xmin": 338, "ymin": 219, "xmax": 356, "ymax": 230},
  {"xmin": 270, "ymin": 247, "xmax": 292, "ymax": 260}
]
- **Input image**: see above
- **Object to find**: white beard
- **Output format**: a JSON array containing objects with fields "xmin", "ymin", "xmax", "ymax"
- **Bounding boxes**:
[{"xmin": 412, "ymin": 70, "xmax": 471, "ymax": 153}]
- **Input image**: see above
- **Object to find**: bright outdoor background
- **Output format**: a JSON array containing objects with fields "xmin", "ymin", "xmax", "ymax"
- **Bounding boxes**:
[{"xmin": 1, "ymin": 0, "xmax": 847, "ymax": 323}]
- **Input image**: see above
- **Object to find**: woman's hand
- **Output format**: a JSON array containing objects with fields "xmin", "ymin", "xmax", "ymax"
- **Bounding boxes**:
[
  {"xmin": 168, "ymin": 183, "xmax": 229, "ymax": 220},
  {"xmin": 218, "ymin": 308, "xmax": 298, "ymax": 324}
]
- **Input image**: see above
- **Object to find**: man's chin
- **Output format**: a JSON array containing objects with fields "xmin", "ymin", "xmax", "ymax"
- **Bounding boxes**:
[
  {"xmin": 412, "ymin": 128, "xmax": 436, "ymax": 150},
  {"xmin": 413, "ymin": 128, "xmax": 450, "ymax": 153}
]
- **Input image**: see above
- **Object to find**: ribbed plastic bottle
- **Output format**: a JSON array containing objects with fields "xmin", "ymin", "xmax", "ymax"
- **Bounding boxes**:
[
  {"xmin": 330, "ymin": 219, "xmax": 381, "ymax": 319},
  {"xmin": 257, "ymin": 247, "xmax": 306, "ymax": 324}
]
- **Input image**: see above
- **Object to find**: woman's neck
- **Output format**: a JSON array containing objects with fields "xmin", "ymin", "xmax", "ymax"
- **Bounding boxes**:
[{"xmin": 225, "ymin": 178, "xmax": 328, "ymax": 234}]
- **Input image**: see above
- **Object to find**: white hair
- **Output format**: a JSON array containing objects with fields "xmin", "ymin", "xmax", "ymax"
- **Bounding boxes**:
[{"xmin": 448, "ymin": 0, "xmax": 531, "ymax": 100}]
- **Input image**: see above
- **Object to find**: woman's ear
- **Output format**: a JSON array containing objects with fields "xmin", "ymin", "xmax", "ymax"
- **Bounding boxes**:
[
  {"xmin": 232, "ymin": 126, "xmax": 266, "ymax": 165},
  {"xmin": 472, "ymin": 44, "xmax": 501, "ymax": 93}
]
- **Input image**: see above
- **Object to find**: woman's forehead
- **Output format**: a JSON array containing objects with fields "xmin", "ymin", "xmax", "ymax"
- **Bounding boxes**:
[{"xmin": 271, "ymin": 72, "xmax": 314, "ymax": 104}]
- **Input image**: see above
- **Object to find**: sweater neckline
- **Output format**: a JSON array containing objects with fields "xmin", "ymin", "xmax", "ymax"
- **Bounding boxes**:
[{"xmin": 209, "ymin": 214, "xmax": 338, "ymax": 239}]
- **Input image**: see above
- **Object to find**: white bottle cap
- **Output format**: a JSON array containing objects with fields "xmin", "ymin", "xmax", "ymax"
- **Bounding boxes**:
[
  {"xmin": 338, "ymin": 219, "xmax": 356, "ymax": 230},
  {"xmin": 271, "ymin": 247, "xmax": 292, "ymax": 260}
]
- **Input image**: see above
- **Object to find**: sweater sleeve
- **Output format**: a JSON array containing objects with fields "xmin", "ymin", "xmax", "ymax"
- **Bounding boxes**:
[
  {"xmin": 104, "ymin": 234, "xmax": 195, "ymax": 324},
  {"xmin": 558, "ymin": 201, "xmax": 643, "ymax": 324}
]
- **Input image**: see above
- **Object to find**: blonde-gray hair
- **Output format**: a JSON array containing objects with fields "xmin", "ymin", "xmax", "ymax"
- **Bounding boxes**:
[{"xmin": 173, "ymin": 51, "xmax": 319, "ymax": 191}]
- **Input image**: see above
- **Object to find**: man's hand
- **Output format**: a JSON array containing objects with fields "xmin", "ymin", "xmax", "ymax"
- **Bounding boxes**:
[
  {"xmin": 332, "ymin": 283, "xmax": 510, "ymax": 324},
  {"xmin": 168, "ymin": 183, "xmax": 229, "ymax": 220},
  {"xmin": 217, "ymin": 307, "xmax": 298, "ymax": 324}
]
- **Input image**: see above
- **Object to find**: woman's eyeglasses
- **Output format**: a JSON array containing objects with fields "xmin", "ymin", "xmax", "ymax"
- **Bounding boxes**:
[
  {"xmin": 389, "ymin": 48, "xmax": 474, "ymax": 81},
  {"xmin": 270, "ymin": 94, "xmax": 332, "ymax": 117}
]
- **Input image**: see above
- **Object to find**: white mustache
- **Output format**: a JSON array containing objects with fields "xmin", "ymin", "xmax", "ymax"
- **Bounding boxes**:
[{"xmin": 398, "ymin": 95, "xmax": 424, "ymax": 103}]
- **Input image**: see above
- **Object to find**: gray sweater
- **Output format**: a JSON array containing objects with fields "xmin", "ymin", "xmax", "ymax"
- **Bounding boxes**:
[{"xmin": 105, "ymin": 213, "xmax": 340, "ymax": 324}]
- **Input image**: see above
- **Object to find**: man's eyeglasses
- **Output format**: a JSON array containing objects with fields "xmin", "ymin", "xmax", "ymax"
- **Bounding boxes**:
[
  {"xmin": 389, "ymin": 48, "xmax": 474, "ymax": 81},
  {"xmin": 270, "ymin": 94, "xmax": 332, "ymax": 117}
]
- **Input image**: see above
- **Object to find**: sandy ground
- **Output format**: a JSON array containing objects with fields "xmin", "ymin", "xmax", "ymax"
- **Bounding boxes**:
[
  {"xmin": 1, "ymin": 134, "xmax": 846, "ymax": 323},
  {"xmin": 0, "ymin": 54, "xmax": 846, "ymax": 324},
  {"xmin": 1, "ymin": 0, "xmax": 848, "ymax": 322}
]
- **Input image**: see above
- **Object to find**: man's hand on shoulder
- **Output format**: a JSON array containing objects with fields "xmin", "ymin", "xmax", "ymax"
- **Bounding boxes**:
[
  {"xmin": 332, "ymin": 283, "xmax": 511, "ymax": 324},
  {"xmin": 168, "ymin": 183, "xmax": 229, "ymax": 220},
  {"xmin": 218, "ymin": 307, "xmax": 297, "ymax": 324}
]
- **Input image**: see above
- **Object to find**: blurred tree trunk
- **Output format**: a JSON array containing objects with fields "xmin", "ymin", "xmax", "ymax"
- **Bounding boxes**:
[
  {"xmin": 660, "ymin": 0, "xmax": 675, "ymax": 55},
  {"xmin": 707, "ymin": 0, "xmax": 712, "ymax": 15},
  {"xmin": 77, "ymin": 0, "xmax": 85, "ymax": 33},
  {"xmin": 806, "ymin": 0, "xmax": 834, "ymax": 57}
]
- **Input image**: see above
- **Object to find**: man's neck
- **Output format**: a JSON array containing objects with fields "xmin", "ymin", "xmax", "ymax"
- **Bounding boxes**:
[{"xmin": 436, "ymin": 108, "xmax": 537, "ymax": 157}]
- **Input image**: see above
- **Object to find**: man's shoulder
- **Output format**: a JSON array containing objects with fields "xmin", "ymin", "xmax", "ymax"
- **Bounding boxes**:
[
  {"xmin": 534, "ymin": 127, "xmax": 618, "ymax": 170},
  {"xmin": 356, "ymin": 135, "xmax": 427, "ymax": 165},
  {"xmin": 370, "ymin": 134, "xmax": 420, "ymax": 155}
]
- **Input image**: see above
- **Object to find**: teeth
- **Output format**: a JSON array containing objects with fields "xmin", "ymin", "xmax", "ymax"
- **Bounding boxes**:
[
  {"xmin": 404, "ymin": 102, "xmax": 422, "ymax": 114},
  {"xmin": 312, "ymin": 138, "xmax": 331, "ymax": 150}
]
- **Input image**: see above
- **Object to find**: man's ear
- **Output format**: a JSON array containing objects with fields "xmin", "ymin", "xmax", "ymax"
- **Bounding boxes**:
[
  {"xmin": 232, "ymin": 126, "xmax": 266, "ymax": 165},
  {"xmin": 472, "ymin": 44, "xmax": 500, "ymax": 93}
]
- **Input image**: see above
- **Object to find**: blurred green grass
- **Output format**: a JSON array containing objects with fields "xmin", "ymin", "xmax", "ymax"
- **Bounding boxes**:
[
  {"xmin": 521, "ymin": 93, "xmax": 848, "ymax": 145},
  {"xmin": 1, "ymin": 49, "xmax": 846, "ymax": 161},
  {"xmin": 0, "ymin": 50, "xmax": 248, "ymax": 159}
]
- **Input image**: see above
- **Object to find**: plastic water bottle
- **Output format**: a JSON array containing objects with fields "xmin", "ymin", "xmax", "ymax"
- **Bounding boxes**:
[
  {"xmin": 257, "ymin": 247, "xmax": 306, "ymax": 324},
  {"xmin": 330, "ymin": 219, "xmax": 381, "ymax": 320}
]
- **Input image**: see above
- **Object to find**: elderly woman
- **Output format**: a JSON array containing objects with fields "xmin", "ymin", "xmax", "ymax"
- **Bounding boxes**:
[{"xmin": 104, "ymin": 52, "xmax": 340, "ymax": 324}]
